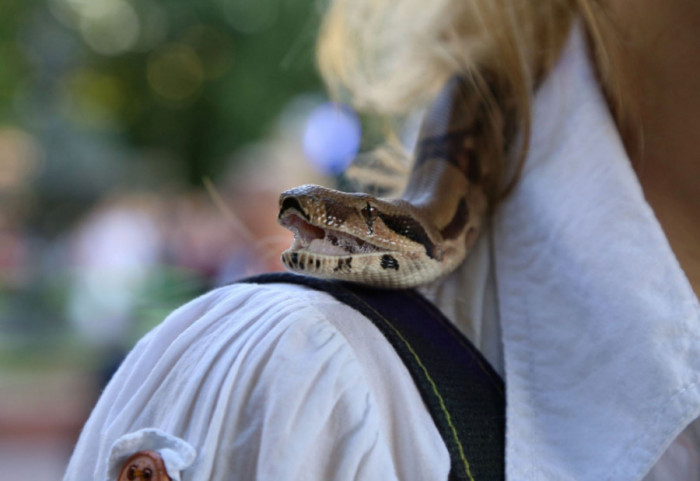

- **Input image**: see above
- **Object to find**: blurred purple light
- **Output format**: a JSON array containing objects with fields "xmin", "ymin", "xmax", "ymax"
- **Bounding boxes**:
[{"xmin": 302, "ymin": 102, "xmax": 361, "ymax": 175}]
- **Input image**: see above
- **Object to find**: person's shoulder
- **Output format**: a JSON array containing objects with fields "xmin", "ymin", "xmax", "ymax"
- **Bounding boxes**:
[
  {"xmin": 136, "ymin": 279, "xmax": 363, "ymax": 374},
  {"xmin": 66, "ymin": 279, "xmax": 403, "ymax": 480},
  {"xmin": 101, "ymin": 279, "xmax": 378, "ymax": 433},
  {"xmin": 148, "ymin": 280, "xmax": 346, "ymax": 337}
]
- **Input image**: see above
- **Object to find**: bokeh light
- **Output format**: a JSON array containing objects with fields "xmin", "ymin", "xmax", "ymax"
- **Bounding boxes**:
[
  {"xmin": 0, "ymin": 127, "xmax": 43, "ymax": 191},
  {"xmin": 303, "ymin": 102, "xmax": 361, "ymax": 175},
  {"xmin": 61, "ymin": 69, "xmax": 125, "ymax": 129},
  {"xmin": 78, "ymin": 0, "xmax": 140, "ymax": 55},
  {"xmin": 147, "ymin": 44, "xmax": 204, "ymax": 104},
  {"xmin": 183, "ymin": 25, "xmax": 235, "ymax": 80},
  {"xmin": 50, "ymin": 0, "xmax": 142, "ymax": 55}
]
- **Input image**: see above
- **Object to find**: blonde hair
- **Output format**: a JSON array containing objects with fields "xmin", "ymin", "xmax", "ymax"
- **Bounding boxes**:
[{"xmin": 317, "ymin": 0, "xmax": 623, "ymax": 199}]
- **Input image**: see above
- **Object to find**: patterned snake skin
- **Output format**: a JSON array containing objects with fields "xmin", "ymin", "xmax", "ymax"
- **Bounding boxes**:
[{"xmin": 277, "ymin": 76, "xmax": 508, "ymax": 288}]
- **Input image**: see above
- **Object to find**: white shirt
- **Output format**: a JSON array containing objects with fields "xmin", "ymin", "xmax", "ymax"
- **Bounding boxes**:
[{"xmin": 64, "ymin": 24, "xmax": 700, "ymax": 481}]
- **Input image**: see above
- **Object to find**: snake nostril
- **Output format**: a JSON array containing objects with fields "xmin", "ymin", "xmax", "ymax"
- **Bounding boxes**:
[{"xmin": 279, "ymin": 197, "xmax": 309, "ymax": 221}]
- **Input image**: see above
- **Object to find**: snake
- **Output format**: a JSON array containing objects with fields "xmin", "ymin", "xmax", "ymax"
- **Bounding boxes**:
[{"xmin": 277, "ymin": 75, "xmax": 509, "ymax": 288}]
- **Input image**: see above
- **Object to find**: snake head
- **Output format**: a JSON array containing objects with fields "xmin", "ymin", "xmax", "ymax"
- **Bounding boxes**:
[{"xmin": 277, "ymin": 184, "xmax": 458, "ymax": 288}]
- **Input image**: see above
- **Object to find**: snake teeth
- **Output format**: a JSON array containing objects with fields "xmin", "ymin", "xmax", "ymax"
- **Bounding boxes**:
[{"xmin": 281, "ymin": 212, "xmax": 387, "ymax": 256}]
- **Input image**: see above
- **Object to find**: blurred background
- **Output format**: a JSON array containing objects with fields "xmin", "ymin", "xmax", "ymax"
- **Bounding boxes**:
[{"xmin": 0, "ymin": 0, "xmax": 375, "ymax": 477}]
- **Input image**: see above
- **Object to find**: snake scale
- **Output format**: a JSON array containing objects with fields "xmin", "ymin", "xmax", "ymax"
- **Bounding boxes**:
[{"xmin": 277, "ymin": 75, "xmax": 509, "ymax": 288}]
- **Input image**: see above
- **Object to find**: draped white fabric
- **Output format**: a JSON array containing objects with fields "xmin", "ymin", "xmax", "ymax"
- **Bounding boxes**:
[
  {"xmin": 64, "ymin": 24, "xmax": 700, "ymax": 481},
  {"xmin": 492, "ymin": 24, "xmax": 700, "ymax": 480},
  {"xmin": 64, "ymin": 283, "xmax": 449, "ymax": 480}
]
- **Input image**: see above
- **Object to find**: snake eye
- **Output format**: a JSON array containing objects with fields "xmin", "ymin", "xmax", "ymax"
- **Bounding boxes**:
[
  {"xmin": 361, "ymin": 202, "xmax": 377, "ymax": 234},
  {"xmin": 361, "ymin": 202, "xmax": 377, "ymax": 220}
]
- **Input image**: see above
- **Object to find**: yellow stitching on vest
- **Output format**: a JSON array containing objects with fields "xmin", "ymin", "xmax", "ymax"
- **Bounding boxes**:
[
  {"xmin": 410, "ymin": 292, "xmax": 505, "ymax": 396},
  {"xmin": 343, "ymin": 289, "xmax": 475, "ymax": 481}
]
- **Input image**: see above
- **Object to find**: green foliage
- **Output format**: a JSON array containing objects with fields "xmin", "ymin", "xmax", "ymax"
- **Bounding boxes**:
[
  {"xmin": 0, "ymin": 0, "xmax": 325, "ymax": 362},
  {"xmin": 7, "ymin": 0, "xmax": 323, "ymax": 188}
]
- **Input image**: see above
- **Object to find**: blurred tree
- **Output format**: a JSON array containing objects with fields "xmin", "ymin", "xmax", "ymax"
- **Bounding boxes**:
[
  {"xmin": 44, "ymin": 0, "xmax": 323, "ymax": 185},
  {"xmin": 113, "ymin": 0, "xmax": 324, "ymax": 184},
  {"xmin": 0, "ymin": 0, "xmax": 324, "ymax": 237},
  {"xmin": 0, "ymin": 0, "xmax": 37, "ymax": 124},
  {"xmin": 0, "ymin": 0, "xmax": 324, "ymax": 356}
]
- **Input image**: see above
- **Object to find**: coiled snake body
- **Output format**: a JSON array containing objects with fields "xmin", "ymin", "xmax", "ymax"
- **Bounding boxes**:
[{"xmin": 278, "ymin": 76, "xmax": 506, "ymax": 288}]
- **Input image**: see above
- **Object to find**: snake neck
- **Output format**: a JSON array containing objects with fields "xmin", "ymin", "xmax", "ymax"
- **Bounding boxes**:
[{"xmin": 397, "ymin": 75, "xmax": 508, "ymax": 262}]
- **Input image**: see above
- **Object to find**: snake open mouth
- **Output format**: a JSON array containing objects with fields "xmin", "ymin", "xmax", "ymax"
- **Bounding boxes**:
[{"xmin": 280, "ymin": 212, "xmax": 387, "ymax": 256}]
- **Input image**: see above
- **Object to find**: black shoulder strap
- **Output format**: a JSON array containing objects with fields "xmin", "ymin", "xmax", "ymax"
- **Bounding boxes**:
[{"xmin": 239, "ymin": 273, "xmax": 505, "ymax": 481}]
